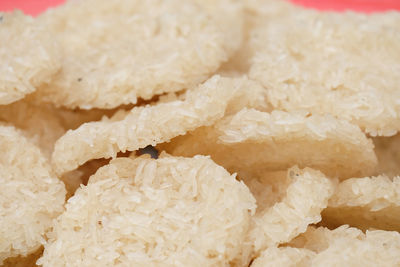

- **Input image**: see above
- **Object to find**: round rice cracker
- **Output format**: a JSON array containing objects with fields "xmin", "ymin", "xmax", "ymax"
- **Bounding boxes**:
[
  {"xmin": 0, "ymin": 11, "xmax": 60, "ymax": 105},
  {"xmin": 35, "ymin": 0, "xmax": 239, "ymax": 109},
  {"xmin": 249, "ymin": 8, "xmax": 400, "ymax": 136},
  {"xmin": 284, "ymin": 226, "xmax": 400, "ymax": 266},
  {"xmin": 235, "ymin": 166, "xmax": 334, "ymax": 265},
  {"xmin": 0, "ymin": 125, "xmax": 66, "ymax": 264},
  {"xmin": 322, "ymin": 175, "xmax": 400, "ymax": 231},
  {"xmin": 161, "ymin": 108, "xmax": 377, "ymax": 180},
  {"xmin": 51, "ymin": 75, "xmax": 268, "ymax": 176},
  {"xmin": 38, "ymin": 155, "xmax": 256, "ymax": 266}
]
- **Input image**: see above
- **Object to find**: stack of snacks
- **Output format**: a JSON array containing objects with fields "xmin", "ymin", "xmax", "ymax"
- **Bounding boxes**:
[{"xmin": 0, "ymin": 0, "xmax": 399, "ymax": 266}]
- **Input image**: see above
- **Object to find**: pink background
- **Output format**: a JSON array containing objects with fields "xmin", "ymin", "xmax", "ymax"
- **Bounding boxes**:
[{"xmin": 0, "ymin": 0, "xmax": 400, "ymax": 16}]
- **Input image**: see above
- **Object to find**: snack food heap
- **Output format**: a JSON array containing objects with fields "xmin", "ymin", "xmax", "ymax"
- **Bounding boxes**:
[{"xmin": 1, "ymin": 0, "xmax": 400, "ymax": 266}]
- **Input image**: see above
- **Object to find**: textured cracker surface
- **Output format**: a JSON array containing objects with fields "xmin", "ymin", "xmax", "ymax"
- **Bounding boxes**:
[
  {"xmin": 0, "ymin": 11, "xmax": 60, "ymax": 105},
  {"xmin": 244, "ymin": 167, "xmax": 334, "ymax": 261},
  {"xmin": 219, "ymin": 0, "xmax": 295, "ymax": 74},
  {"xmin": 0, "ymin": 125, "xmax": 66, "ymax": 264},
  {"xmin": 322, "ymin": 175, "xmax": 400, "ymax": 231},
  {"xmin": 163, "ymin": 108, "xmax": 377, "ymax": 179},
  {"xmin": 38, "ymin": 155, "xmax": 255, "ymax": 266},
  {"xmin": 249, "ymin": 8, "xmax": 400, "ymax": 136},
  {"xmin": 1, "ymin": 0, "xmax": 399, "ymax": 265},
  {"xmin": 193, "ymin": 0, "xmax": 244, "ymax": 56},
  {"xmin": 286, "ymin": 226, "xmax": 400, "ymax": 266},
  {"xmin": 233, "ymin": 166, "xmax": 333, "ymax": 265},
  {"xmin": 52, "ymin": 76, "xmax": 255, "ymax": 175},
  {"xmin": 35, "ymin": 0, "xmax": 233, "ymax": 109}
]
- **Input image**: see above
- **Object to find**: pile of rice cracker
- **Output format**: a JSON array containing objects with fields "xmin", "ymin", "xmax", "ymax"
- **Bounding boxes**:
[{"xmin": 1, "ymin": 0, "xmax": 400, "ymax": 266}]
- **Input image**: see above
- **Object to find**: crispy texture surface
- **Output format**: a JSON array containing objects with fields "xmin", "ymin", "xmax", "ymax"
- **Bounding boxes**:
[
  {"xmin": 2, "ymin": 1, "xmax": 400, "ymax": 265},
  {"xmin": 249, "ymin": 7, "xmax": 400, "ymax": 136},
  {"xmin": 322, "ymin": 175, "xmax": 400, "ymax": 231},
  {"xmin": 35, "ymin": 0, "xmax": 233, "ymax": 109},
  {"xmin": 219, "ymin": 0, "xmax": 295, "ymax": 73},
  {"xmin": 254, "ymin": 226, "xmax": 400, "ymax": 267},
  {"xmin": 162, "ymin": 108, "xmax": 377, "ymax": 180},
  {"xmin": 0, "ymin": 11, "xmax": 59, "ymax": 105},
  {"xmin": 193, "ymin": 0, "xmax": 244, "ymax": 56},
  {"xmin": 38, "ymin": 155, "xmax": 255, "ymax": 266},
  {"xmin": 0, "ymin": 125, "xmax": 66, "ymax": 264},
  {"xmin": 52, "ymin": 76, "xmax": 264, "ymax": 175},
  {"xmin": 288, "ymin": 226, "xmax": 400, "ymax": 266},
  {"xmin": 233, "ymin": 166, "xmax": 334, "ymax": 265}
]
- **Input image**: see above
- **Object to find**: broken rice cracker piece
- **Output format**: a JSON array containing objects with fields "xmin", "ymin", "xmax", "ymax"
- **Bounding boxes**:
[{"xmin": 239, "ymin": 166, "xmax": 334, "ymax": 264}]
